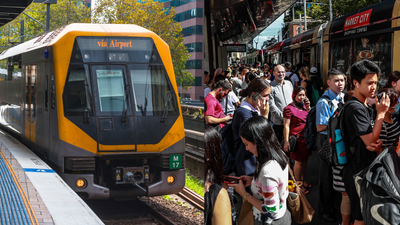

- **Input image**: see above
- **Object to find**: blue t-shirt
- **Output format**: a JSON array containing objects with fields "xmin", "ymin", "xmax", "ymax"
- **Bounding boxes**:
[{"xmin": 315, "ymin": 89, "xmax": 344, "ymax": 135}]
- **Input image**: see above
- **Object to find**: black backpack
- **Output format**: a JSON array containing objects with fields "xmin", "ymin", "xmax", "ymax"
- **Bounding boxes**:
[
  {"xmin": 354, "ymin": 147, "xmax": 400, "ymax": 225},
  {"xmin": 220, "ymin": 122, "xmax": 235, "ymax": 175},
  {"xmin": 319, "ymin": 100, "xmax": 365, "ymax": 166},
  {"xmin": 304, "ymin": 95, "xmax": 331, "ymax": 151}
]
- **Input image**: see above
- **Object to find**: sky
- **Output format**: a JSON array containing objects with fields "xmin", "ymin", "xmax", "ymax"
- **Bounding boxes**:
[{"xmin": 252, "ymin": 14, "xmax": 284, "ymax": 49}]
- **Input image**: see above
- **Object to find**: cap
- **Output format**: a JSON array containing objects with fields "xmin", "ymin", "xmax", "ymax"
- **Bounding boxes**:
[{"xmin": 310, "ymin": 67, "xmax": 318, "ymax": 74}]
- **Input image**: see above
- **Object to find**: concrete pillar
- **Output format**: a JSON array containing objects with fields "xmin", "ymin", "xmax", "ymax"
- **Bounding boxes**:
[{"xmin": 217, "ymin": 46, "xmax": 228, "ymax": 70}]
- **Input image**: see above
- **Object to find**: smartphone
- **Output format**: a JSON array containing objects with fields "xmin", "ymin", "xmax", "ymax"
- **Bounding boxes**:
[
  {"xmin": 252, "ymin": 92, "xmax": 262, "ymax": 101},
  {"xmin": 222, "ymin": 175, "xmax": 245, "ymax": 185},
  {"xmin": 377, "ymin": 92, "xmax": 384, "ymax": 103}
]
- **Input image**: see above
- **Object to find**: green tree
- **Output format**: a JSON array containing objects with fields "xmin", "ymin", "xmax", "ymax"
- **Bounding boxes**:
[
  {"xmin": 282, "ymin": 0, "xmax": 381, "ymax": 36},
  {"xmin": 92, "ymin": 0, "xmax": 194, "ymax": 89},
  {"xmin": 308, "ymin": 0, "xmax": 381, "ymax": 24},
  {"xmin": 0, "ymin": 0, "xmax": 90, "ymax": 50}
]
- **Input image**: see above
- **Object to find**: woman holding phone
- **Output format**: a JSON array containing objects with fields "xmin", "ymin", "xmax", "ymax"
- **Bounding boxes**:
[
  {"xmin": 283, "ymin": 86, "xmax": 311, "ymax": 194},
  {"xmin": 228, "ymin": 116, "xmax": 291, "ymax": 225},
  {"xmin": 232, "ymin": 78, "xmax": 271, "ymax": 177}
]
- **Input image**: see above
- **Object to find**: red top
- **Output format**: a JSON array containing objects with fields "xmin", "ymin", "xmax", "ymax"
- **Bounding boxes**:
[
  {"xmin": 204, "ymin": 93, "xmax": 226, "ymax": 129},
  {"xmin": 283, "ymin": 104, "xmax": 308, "ymax": 138}
]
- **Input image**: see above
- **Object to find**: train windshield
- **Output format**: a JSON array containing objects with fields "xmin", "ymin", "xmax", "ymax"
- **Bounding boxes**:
[
  {"xmin": 129, "ymin": 64, "xmax": 178, "ymax": 116},
  {"xmin": 67, "ymin": 36, "xmax": 178, "ymax": 117},
  {"xmin": 92, "ymin": 65, "xmax": 127, "ymax": 113}
]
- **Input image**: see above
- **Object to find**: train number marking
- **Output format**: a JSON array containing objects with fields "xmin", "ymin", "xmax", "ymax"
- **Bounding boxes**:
[{"xmin": 169, "ymin": 154, "xmax": 182, "ymax": 169}]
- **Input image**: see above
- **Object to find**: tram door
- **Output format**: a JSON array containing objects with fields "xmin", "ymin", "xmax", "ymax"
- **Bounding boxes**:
[{"xmin": 25, "ymin": 65, "xmax": 37, "ymax": 143}]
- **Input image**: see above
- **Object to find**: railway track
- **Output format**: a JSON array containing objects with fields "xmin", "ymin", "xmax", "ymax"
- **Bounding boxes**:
[
  {"xmin": 136, "ymin": 199, "xmax": 177, "ymax": 225},
  {"xmin": 86, "ymin": 198, "xmax": 180, "ymax": 225},
  {"xmin": 178, "ymin": 187, "xmax": 204, "ymax": 211}
]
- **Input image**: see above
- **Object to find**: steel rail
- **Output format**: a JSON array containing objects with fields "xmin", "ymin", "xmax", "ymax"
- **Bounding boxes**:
[
  {"xmin": 136, "ymin": 199, "xmax": 177, "ymax": 225},
  {"xmin": 178, "ymin": 187, "xmax": 204, "ymax": 211}
]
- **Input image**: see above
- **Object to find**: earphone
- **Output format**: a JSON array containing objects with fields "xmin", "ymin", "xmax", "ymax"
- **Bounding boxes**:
[{"xmin": 356, "ymin": 83, "xmax": 359, "ymax": 88}]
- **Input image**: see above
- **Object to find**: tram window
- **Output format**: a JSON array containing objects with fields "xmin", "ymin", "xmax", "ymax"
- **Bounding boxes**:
[
  {"xmin": 95, "ymin": 69, "xmax": 126, "ymax": 112},
  {"xmin": 64, "ymin": 65, "xmax": 92, "ymax": 114},
  {"xmin": 329, "ymin": 33, "xmax": 392, "ymax": 88},
  {"xmin": 130, "ymin": 65, "xmax": 178, "ymax": 116}
]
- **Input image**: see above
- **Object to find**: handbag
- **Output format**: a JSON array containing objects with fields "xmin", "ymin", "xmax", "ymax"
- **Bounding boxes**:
[
  {"xmin": 354, "ymin": 147, "xmax": 400, "ymax": 225},
  {"xmin": 238, "ymin": 201, "xmax": 254, "ymax": 225},
  {"xmin": 318, "ymin": 139, "xmax": 333, "ymax": 165},
  {"xmin": 281, "ymin": 135, "xmax": 297, "ymax": 153},
  {"xmin": 287, "ymin": 167, "xmax": 315, "ymax": 224}
]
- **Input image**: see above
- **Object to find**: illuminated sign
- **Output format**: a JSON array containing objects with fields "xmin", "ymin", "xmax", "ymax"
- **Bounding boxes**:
[
  {"xmin": 344, "ymin": 9, "xmax": 373, "ymax": 30},
  {"xmin": 97, "ymin": 39, "xmax": 133, "ymax": 49}
]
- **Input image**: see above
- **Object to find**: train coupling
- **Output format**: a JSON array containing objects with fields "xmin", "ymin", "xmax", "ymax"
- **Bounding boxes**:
[{"xmin": 112, "ymin": 166, "xmax": 150, "ymax": 185}]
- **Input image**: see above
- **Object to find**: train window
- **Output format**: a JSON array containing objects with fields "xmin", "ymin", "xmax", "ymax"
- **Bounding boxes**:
[
  {"xmin": 129, "ymin": 65, "xmax": 178, "ymax": 116},
  {"xmin": 63, "ymin": 65, "xmax": 92, "ymax": 114},
  {"xmin": 92, "ymin": 66, "xmax": 127, "ymax": 113},
  {"xmin": 25, "ymin": 65, "xmax": 37, "ymax": 123}
]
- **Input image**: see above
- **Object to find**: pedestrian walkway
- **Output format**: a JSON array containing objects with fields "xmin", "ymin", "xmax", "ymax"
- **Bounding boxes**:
[{"xmin": 0, "ymin": 130, "xmax": 104, "ymax": 225}]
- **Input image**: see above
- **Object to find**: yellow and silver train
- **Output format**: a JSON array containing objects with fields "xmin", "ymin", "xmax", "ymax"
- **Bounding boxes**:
[{"xmin": 0, "ymin": 23, "xmax": 185, "ymax": 199}]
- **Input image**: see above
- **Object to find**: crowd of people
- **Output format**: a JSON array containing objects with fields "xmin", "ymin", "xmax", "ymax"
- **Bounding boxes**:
[{"xmin": 204, "ymin": 59, "xmax": 400, "ymax": 225}]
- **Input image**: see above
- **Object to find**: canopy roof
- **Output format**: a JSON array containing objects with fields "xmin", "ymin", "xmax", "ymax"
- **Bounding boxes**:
[{"xmin": 0, "ymin": 0, "xmax": 33, "ymax": 26}]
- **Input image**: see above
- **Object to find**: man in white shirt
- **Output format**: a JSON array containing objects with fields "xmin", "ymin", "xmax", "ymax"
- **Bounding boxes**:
[{"xmin": 284, "ymin": 62, "xmax": 299, "ymax": 88}]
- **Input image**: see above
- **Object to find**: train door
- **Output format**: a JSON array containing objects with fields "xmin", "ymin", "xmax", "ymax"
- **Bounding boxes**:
[
  {"xmin": 43, "ymin": 62, "xmax": 50, "ymax": 151},
  {"xmin": 24, "ymin": 65, "xmax": 37, "ymax": 142},
  {"xmin": 90, "ymin": 65, "xmax": 136, "ymax": 152}
]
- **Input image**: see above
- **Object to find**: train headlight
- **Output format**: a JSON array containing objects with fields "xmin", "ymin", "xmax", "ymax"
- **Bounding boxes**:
[
  {"xmin": 109, "ymin": 53, "xmax": 116, "ymax": 60},
  {"xmin": 167, "ymin": 175, "xmax": 176, "ymax": 185},
  {"xmin": 76, "ymin": 178, "xmax": 87, "ymax": 189}
]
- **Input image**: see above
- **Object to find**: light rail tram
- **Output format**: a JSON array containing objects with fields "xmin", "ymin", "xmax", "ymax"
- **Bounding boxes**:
[
  {"xmin": 263, "ymin": 0, "xmax": 400, "ymax": 86},
  {"xmin": 0, "ymin": 23, "xmax": 185, "ymax": 200}
]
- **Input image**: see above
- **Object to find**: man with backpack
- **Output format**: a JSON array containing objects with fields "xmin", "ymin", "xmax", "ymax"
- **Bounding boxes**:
[
  {"xmin": 315, "ymin": 68, "xmax": 345, "ymax": 222},
  {"xmin": 342, "ymin": 60, "xmax": 389, "ymax": 225}
]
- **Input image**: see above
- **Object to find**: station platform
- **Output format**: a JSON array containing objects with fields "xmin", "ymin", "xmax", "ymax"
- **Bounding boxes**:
[{"xmin": 0, "ymin": 130, "xmax": 104, "ymax": 225}]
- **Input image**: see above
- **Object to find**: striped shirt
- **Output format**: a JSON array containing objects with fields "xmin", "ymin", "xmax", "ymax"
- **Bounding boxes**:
[{"xmin": 379, "ymin": 115, "xmax": 400, "ymax": 149}]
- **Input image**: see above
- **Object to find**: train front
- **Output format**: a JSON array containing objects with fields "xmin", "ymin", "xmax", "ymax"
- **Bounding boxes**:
[{"xmin": 53, "ymin": 25, "xmax": 185, "ymax": 200}]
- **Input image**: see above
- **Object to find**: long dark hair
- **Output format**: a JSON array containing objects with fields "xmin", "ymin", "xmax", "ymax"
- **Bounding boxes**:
[
  {"xmin": 239, "ymin": 116, "xmax": 289, "ymax": 179},
  {"xmin": 385, "ymin": 71, "xmax": 400, "ymax": 88},
  {"xmin": 204, "ymin": 125, "xmax": 224, "ymax": 185},
  {"xmin": 239, "ymin": 78, "xmax": 270, "ymax": 98},
  {"xmin": 292, "ymin": 86, "xmax": 307, "ymax": 102}
]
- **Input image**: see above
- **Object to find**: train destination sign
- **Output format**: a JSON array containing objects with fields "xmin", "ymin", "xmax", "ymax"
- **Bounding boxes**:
[
  {"xmin": 97, "ymin": 39, "xmax": 133, "ymax": 49},
  {"xmin": 77, "ymin": 37, "xmax": 152, "ymax": 51}
]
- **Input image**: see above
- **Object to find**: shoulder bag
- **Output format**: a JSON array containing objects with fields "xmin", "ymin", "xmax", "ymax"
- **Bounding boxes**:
[{"xmin": 287, "ymin": 167, "xmax": 315, "ymax": 224}]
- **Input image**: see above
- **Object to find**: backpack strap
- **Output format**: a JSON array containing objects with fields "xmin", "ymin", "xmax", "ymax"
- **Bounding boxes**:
[
  {"xmin": 339, "ymin": 100, "xmax": 368, "ymax": 153},
  {"xmin": 319, "ymin": 95, "xmax": 334, "ymax": 111},
  {"xmin": 225, "ymin": 96, "xmax": 228, "ymax": 114},
  {"xmin": 288, "ymin": 72, "xmax": 295, "ymax": 79}
]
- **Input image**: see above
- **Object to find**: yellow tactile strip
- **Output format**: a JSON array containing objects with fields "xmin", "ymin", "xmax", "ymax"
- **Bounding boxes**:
[{"xmin": 0, "ymin": 147, "xmax": 55, "ymax": 225}]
